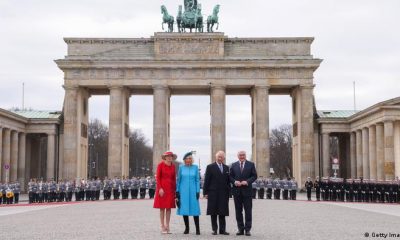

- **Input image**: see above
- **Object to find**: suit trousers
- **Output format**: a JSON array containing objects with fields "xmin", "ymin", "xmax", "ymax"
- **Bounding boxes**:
[
  {"xmin": 233, "ymin": 193, "xmax": 252, "ymax": 232},
  {"xmin": 211, "ymin": 215, "xmax": 226, "ymax": 233}
]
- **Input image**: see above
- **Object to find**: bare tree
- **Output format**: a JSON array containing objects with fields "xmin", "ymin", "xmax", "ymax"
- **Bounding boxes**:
[
  {"xmin": 270, "ymin": 124, "xmax": 293, "ymax": 179},
  {"xmin": 129, "ymin": 129, "xmax": 153, "ymax": 177},
  {"xmin": 87, "ymin": 119, "xmax": 154, "ymax": 179}
]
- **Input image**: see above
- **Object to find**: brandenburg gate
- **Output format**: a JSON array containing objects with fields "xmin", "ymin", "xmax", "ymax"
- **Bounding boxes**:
[{"xmin": 55, "ymin": 32, "xmax": 322, "ymax": 184}]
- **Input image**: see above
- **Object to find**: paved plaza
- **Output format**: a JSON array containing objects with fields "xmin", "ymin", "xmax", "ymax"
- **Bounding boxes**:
[{"xmin": 1, "ymin": 194, "xmax": 400, "ymax": 240}]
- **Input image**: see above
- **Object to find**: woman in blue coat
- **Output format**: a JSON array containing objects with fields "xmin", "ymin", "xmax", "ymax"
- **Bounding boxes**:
[{"xmin": 176, "ymin": 152, "xmax": 201, "ymax": 235}]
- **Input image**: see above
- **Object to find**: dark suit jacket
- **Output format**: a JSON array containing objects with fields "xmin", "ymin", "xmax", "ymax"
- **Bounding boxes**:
[
  {"xmin": 229, "ymin": 160, "xmax": 257, "ymax": 197},
  {"xmin": 203, "ymin": 162, "xmax": 230, "ymax": 216}
]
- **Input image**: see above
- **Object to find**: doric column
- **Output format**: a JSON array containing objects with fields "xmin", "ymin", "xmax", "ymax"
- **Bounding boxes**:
[
  {"xmin": 63, "ymin": 85, "xmax": 89, "ymax": 180},
  {"xmin": 350, "ymin": 132, "xmax": 356, "ymax": 178},
  {"xmin": 153, "ymin": 85, "xmax": 170, "ymax": 174},
  {"xmin": 322, "ymin": 133, "xmax": 330, "ymax": 177},
  {"xmin": 251, "ymin": 85, "xmax": 269, "ymax": 177},
  {"xmin": 376, "ymin": 123, "xmax": 384, "ymax": 180},
  {"xmin": 10, "ymin": 130, "xmax": 19, "ymax": 182},
  {"xmin": 356, "ymin": 130, "xmax": 363, "ymax": 178},
  {"xmin": 362, "ymin": 128, "xmax": 369, "ymax": 179},
  {"xmin": 211, "ymin": 85, "xmax": 226, "ymax": 163},
  {"xmin": 394, "ymin": 121, "xmax": 400, "ymax": 178},
  {"xmin": 47, "ymin": 133, "xmax": 56, "ymax": 180},
  {"xmin": 17, "ymin": 133, "xmax": 26, "ymax": 191},
  {"xmin": 0, "ymin": 127, "xmax": 3, "ymax": 181},
  {"xmin": 1, "ymin": 129, "xmax": 11, "ymax": 182},
  {"xmin": 292, "ymin": 85, "xmax": 315, "ymax": 185},
  {"xmin": 384, "ymin": 121, "xmax": 395, "ymax": 180},
  {"xmin": 368, "ymin": 125, "xmax": 377, "ymax": 179},
  {"xmin": 108, "ymin": 86, "xmax": 130, "ymax": 178}
]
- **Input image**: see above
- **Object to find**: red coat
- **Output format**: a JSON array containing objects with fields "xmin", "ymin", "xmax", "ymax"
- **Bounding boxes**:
[{"xmin": 153, "ymin": 161, "xmax": 176, "ymax": 209}]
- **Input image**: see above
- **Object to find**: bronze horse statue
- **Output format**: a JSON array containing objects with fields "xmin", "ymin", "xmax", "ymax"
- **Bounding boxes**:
[
  {"xmin": 207, "ymin": 5, "xmax": 220, "ymax": 32},
  {"xmin": 161, "ymin": 5, "xmax": 174, "ymax": 32}
]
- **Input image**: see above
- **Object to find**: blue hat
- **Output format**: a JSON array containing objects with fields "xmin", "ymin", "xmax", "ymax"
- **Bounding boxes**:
[{"xmin": 183, "ymin": 152, "xmax": 193, "ymax": 160}]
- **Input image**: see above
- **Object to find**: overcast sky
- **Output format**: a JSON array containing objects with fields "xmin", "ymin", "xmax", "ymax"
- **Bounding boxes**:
[{"xmin": 0, "ymin": 0, "xmax": 399, "ymax": 173}]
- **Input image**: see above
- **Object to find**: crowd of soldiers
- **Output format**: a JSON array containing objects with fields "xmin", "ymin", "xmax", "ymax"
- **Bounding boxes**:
[
  {"xmin": 0, "ymin": 176, "xmax": 157, "ymax": 204},
  {"xmin": 305, "ymin": 176, "xmax": 400, "ymax": 203},
  {"xmin": 250, "ymin": 177, "xmax": 299, "ymax": 200},
  {"xmin": 0, "ymin": 182, "xmax": 21, "ymax": 205}
]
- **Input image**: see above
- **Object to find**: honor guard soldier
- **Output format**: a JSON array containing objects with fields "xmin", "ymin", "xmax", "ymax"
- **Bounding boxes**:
[
  {"xmin": 130, "ymin": 177, "xmax": 139, "ymax": 199},
  {"xmin": 282, "ymin": 179, "xmax": 289, "ymax": 200},
  {"xmin": 84, "ymin": 179, "xmax": 90, "ymax": 201},
  {"xmin": 314, "ymin": 177, "xmax": 321, "ymax": 201},
  {"xmin": 273, "ymin": 178, "xmax": 281, "ymax": 200},
  {"xmin": 95, "ymin": 178, "xmax": 101, "ymax": 200},
  {"xmin": 305, "ymin": 177, "xmax": 313, "ymax": 201},
  {"xmin": 344, "ymin": 179, "xmax": 352, "ymax": 202},
  {"xmin": 37, "ymin": 180, "xmax": 44, "ymax": 203},
  {"xmin": 370, "ymin": 180, "xmax": 378, "ymax": 203},
  {"xmin": 148, "ymin": 177, "xmax": 156, "ymax": 199},
  {"xmin": 121, "ymin": 177, "xmax": 129, "ymax": 199},
  {"xmin": 90, "ymin": 179, "xmax": 97, "ymax": 201},
  {"xmin": 251, "ymin": 180, "xmax": 258, "ymax": 199},
  {"xmin": 59, "ymin": 180, "xmax": 67, "ymax": 202},
  {"xmin": 112, "ymin": 177, "xmax": 119, "ymax": 200},
  {"xmin": 256, "ymin": 177, "xmax": 265, "ymax": 199},
  {"xmin": 139, "ymin": 177, "xmax": 147, "ymax": 199},
  {"xmin": 74, "ymin": 181, "xmax": 81, "ymax": 201},
  {"xmin": 5, "ymin": 186, "xmax": 14, "ymax": 204},
  {"xmin": 42, "ymin": 181, "xmax": 49, "ymax": 202},
  {"xmin": 266, "ymin": 178, "xmax": 273, "ymax": 200},
  {"xmin": 28, "ymin": 179, "xmax": 34, "ymax": 203},
  {"xmin": 13, "ymin": 182, "xmax": 20, "ymax": 204},
  {"xmin": 290, "ymin": 178, "xmax": 298, "ymax": 200},
  {"xmin": 66, "ymin": 180, "xmax": 74, "ymax": 202},
  {"xmin": 103, "ymin": 177, "xmax": 112, "ymax": 200},
  {"xmin": 49, "ymin": 180, "xmax": 57, "ymax": 202}
]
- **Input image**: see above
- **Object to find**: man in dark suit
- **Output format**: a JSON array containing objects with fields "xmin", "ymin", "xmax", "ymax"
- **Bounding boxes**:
[
  {"xmin": 229, "ymin": 150, "xmax": 257, "ymax": 236},
  {"xmin": 203, "ymin": 150, "xmax": 231, "ymax": 235}
]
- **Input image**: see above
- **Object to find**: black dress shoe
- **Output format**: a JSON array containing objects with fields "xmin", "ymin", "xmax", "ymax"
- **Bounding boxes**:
[
  {"xmin": 236, "ymin": 231, "xmax": 244, "ymax": 236},
  {"xmin": 220, "ymin": 231, "xmax": 230, "ymax": 235},
  {"xmin": 245, "ymin": 231, "xmax": 251, "ymax": 236},
  {"xmin": 212, "ymin": 231, "xmax": 218, "ymax": 235}
]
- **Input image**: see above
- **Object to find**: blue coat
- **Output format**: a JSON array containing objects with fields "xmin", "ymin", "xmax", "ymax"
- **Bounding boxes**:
[{"xmin": 176, "ymin": 164, "xmax": 201, "ymax": 216}]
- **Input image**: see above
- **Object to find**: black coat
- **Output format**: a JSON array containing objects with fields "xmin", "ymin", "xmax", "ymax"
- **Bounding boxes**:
[
  {"xmin": 229, "ymin": 160, "xmax": 257, "ymax": 198},
  {"xmin": 203, "ymin": 162, "xmax": 230, "ymax": 216}
]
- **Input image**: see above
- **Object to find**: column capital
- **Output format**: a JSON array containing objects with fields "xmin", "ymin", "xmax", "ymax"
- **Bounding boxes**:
[
  {"xmin": 152, "ymin": 84, "xmax": 169, "ymax": 90},
  {"xmin": 253, "ymin": 84, "xmax": 270, "ymax": 90},
  {"xmin": 63, "ymin": 84, "xmax": 79, "ymax": 91},
  {"xmin": 299, "ymin": 84, "xmax": 315, "ymax": 90},
  {"xmin": 210, "ymin": 84, "xmax": 226, "ymax": 90},
  {"xmin": 108, "ymin": 85, "xmax": 124, "ymax": 90}
]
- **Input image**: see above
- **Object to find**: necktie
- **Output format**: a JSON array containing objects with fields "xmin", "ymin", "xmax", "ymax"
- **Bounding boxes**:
[
  {"xmin": 219, "ymin": 163, "xmax": 223, "ymax": 173},
  {"xmin": 240, "ymin": 162, "xmax": 244, "ymax": 173}
]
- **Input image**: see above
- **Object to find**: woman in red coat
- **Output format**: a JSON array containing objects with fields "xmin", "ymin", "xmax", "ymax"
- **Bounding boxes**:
[{"xmin": 153, "ymin": 151, "xmax": 177, "ymax": 234}]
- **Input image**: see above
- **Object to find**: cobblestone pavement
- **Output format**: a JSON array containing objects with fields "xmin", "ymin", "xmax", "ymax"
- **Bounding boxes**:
[{"xmin": 1, "ymin": 195, "xmax": 400, "ymax": 240}]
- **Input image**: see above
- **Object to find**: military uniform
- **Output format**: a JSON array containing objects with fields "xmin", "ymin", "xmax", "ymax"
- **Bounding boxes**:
[
  {"xmin": 130, "ymin": 177, "xmax": 139, "ymax": 199},
  {"xmin": 139, "ymin": 177, "xmax": 147, "ymax": 199},
  {"xmin": 305, "ymin": 178, "xmax": 313, "ymax": 201},
  {"xmin": 103, "ymin": 178, "xmax": 112, "ymax": 200},
  {"xmin": 148, "ymin": 177, "xmax": 156, "ymax": 199},
  {"xmin": 266, "ymin": 178, "xmax": 273, "ymax": 200},
  {"xmin": 256, "ymin": 178, "xmax": 265, "ymax": 199},
  {"xmin": 273, "ymin": 179, "xmax": 281, "ymax": 200},
  {"xmin": 314, "ymin": 178, "xmax": 321, "ymax": 201},
  {"xmin": 251, "ymin": 181, "xmax": 257, "ymax": 199},
  {"xmin": 282, "ymin": 179, "xmax": 289, "ymax": 200},
  {"xmin": 290, "ymin": 179, "xmax": 298, "ymax": 200}
]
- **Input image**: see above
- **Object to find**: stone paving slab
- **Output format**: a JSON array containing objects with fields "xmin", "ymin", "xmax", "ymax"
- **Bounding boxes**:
[{"xmin": 1, "ymin": 197, "xmax": 399, "ymax": 240}]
